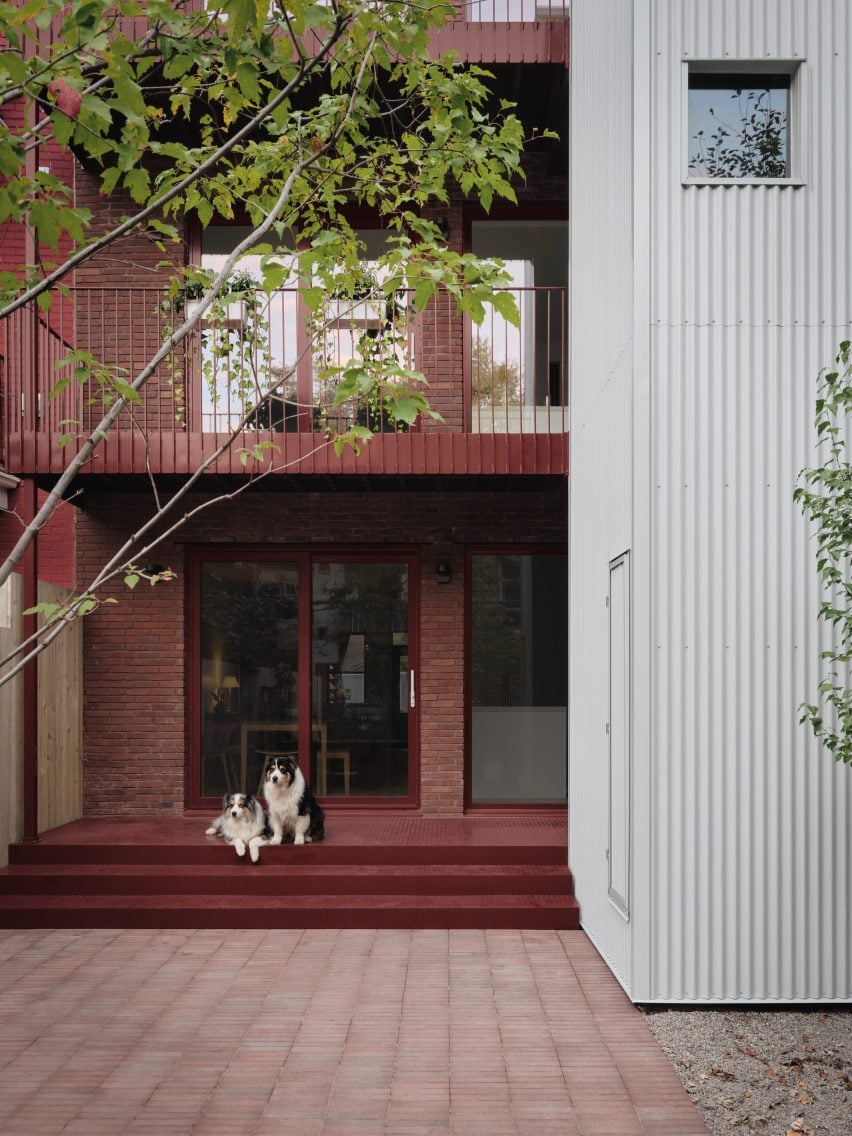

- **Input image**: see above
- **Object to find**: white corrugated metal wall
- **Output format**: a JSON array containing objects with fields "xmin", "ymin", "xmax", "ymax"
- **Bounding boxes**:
[
  {"xmin": 571, "ymin": 0, "xmax": 852, "ymax": 1002},
  {"xmin": 568, "ymin": 0, "xmax": 635, "ymax": 991}
]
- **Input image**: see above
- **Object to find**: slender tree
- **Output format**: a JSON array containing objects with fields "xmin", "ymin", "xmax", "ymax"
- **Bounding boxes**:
[{"xmin": 0, "ymin": 0, "xmax": 531, "ymax": 687}]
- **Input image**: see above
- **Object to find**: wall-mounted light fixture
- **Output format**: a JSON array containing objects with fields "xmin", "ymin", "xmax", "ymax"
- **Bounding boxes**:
[
  {"xmin": 435, "ymin": 217, "xmax": 450, "ymax": 241},
  {"xmin": 435, "ymin": 561, "xmax": 452, "ymax": 584}
]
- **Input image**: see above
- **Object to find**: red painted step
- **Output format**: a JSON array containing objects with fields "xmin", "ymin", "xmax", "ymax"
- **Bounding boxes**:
[
  {"xmin": 0, "ymin": 815, "xmax": 578, "ymax": 930},
  {"xmin": 0, "ymin": 863, "xmax": 574, "ymax": 897},
  {"xmin": 7, "ymin": 843, "xmax": 567, "ymax": 867},
  {"xmin": 0, "ymin": 892, "xmax": 580, "ymax": 930}
]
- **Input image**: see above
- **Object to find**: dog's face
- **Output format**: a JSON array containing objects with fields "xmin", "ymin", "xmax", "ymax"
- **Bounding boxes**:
[
  {"xmin": 223, "ymin": 792, "xmax": 256, "ymax": 819},
  {"xmin": 264, "ymin": 755, "xmax": 297, "ymax": 789}
]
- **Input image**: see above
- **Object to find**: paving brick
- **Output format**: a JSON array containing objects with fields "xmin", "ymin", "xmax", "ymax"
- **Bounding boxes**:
[{"xmin": 0, "ymin": 929, "xmax": 708, "ymax": 1135}]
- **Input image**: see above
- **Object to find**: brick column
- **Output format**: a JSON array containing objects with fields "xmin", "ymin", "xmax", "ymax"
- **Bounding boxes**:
[{"xmin": 418, "ymin": 546, "xmax": 465, "ymax": 815}]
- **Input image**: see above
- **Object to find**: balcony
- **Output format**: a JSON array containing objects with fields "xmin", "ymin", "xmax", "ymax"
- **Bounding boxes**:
[
  {"xmin": 0, "ymin": 286, "xmax": 568, "ymax": 480},
  {"xmin": 430, "ymin": 1, "xmax": 569, "ymax": 64}
]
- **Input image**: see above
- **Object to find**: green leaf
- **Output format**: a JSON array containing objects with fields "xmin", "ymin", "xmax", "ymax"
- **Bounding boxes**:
[
  {"xmin": 123, "ymin": 167, "xmax": 150, "ymax": 203},
  {"xmin": 124, "ymin": 573, "xmax": 139, "ymax": 590},
  {"xmin": 28, "ymin": 199, "xmax": 61, "ymax": 248},
  {"xmin": 0, "ymin": 137, "xmax": 24, "ymax": 176},
  {"xmin": 111, "ymin": 377, "xmax": 141, "ymax": 404},
  {"xmin": 491, "ymin": 289, "xmax": 520, "ymax": 327},
  {"xmin": 235, "ymin": 61, "xmax": 260, "ymax": 102},
  {"xmin": 23, "ymin": 601, "xmax": 63, "ymax": 622}
]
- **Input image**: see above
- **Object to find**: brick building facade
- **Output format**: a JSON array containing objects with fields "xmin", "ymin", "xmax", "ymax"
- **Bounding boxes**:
[{"xmin": 1, "ymin": 16, "xmax": 570, "ymax": 821}]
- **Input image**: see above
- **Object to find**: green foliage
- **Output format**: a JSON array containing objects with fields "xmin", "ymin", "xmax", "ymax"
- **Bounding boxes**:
[
  {"xmin": 0, "ymin": 0, "xmax": 529, "ymax": 442},
  {"xmin": 0, "ymin": 0, "xmax": 541, "ymax": 627},
  {"xmin": 794, "ymin": 342, "xmax": 852, "ymax": 766}
]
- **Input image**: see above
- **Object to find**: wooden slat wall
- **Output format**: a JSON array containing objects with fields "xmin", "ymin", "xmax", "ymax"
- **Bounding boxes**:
[
  {"xmin": 37, "ymin": 581, "xmax": 83, "ymax": 834},
  {"xmin": 0, "ymin": 578, "xmax": 82, "ymax": 867},
  {"xmin": 0, "ymin": 576, "xmax": 24, "ymax": 868}
]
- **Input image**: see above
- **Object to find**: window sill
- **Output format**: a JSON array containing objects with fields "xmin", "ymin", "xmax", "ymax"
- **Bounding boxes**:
[{"xmin": 683, "ymin": 177, "xmax": 806, "ymax": 188}]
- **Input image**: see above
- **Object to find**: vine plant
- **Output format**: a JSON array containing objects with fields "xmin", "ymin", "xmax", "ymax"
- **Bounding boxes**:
[
  {"xmin": 794, "ymin": 341, "xmax": 852, "ymax": 766},
  {"xmin": 165, "ymin": 268, "xmax": 272, "ymax": 431}
]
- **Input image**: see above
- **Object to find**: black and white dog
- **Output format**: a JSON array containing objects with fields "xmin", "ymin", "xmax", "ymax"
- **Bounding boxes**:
[
  {"xmin": 205, "ymin": 793, "xmax": 269, "ymax": 862},
  {"xmin": 262, "ymin": 755, "xmax": 325, "ymax": 845}
]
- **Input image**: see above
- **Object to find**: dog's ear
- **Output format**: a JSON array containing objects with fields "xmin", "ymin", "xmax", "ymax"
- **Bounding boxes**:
[
  {"xmin": 244, "ymin": 793, "xmax": 255, "ymax": 806},
  {"xmin": 222, "ymin": 793, "xmax": 231, "ymax": 810}
]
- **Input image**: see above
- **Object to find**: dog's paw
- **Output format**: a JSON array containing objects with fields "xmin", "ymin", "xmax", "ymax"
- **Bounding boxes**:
[
  {"xmin": 249, "ymin": 844, "xmax": 261, "ymax": 864},
  {"xmin": 204, "ymin": 827, "xmax": 218, "ymax": 836},
  {"xmin": 234, "ymin": 839, "xmax": 246, "ymax": 857},
  {"xmin": 269, "ymin": 834, "xmax": 283, "ymax": 846},
  {"xmin": 294, "ymin": 835, "xmax": 305, "ymax": 845}
]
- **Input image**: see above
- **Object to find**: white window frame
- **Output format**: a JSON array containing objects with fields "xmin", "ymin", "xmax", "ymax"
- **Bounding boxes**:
[{"xmin": 682, "ymin": 59, "xmax": 806, "ymax": 187}]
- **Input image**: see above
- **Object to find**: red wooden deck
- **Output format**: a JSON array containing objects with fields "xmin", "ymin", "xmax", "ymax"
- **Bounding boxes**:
[{"xmin": 0, "ymin": 813, "xmax": 578, "ymax": 931}]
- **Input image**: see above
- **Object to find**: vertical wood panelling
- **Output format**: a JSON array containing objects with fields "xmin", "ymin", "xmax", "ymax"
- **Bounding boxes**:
[
  {"xmin": 37, "ymin": 582, "xmax": 83, "ymax": 832},
  {"xmin": 640, "ymin": 0, "xmax": 852, "ymax": 1001},
  {"xmin": 0, "ymin": 576, "xmax": 24, "ymax": 868},
  {"xmin": 0, "ymin": 579, "xmax": 82, "ymax": 867}
]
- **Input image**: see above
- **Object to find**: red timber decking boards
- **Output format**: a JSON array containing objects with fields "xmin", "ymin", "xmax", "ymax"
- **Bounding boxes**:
[{"xmin": 0, "ymin": 814, "xmax": 579, "ymax": 931}]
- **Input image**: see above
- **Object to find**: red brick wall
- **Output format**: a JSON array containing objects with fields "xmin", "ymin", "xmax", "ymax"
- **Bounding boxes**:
[
  {"xmin": 76, "ymin": 486, "xmax": 566, "ymax": 816},
  {"xmin": 0, "ymin": 487, "xmax": 75, "ymax": 589}
]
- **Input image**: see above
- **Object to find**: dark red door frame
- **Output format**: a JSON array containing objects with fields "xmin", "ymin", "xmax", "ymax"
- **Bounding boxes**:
[
  {"xmin": 463, "ymin": 543, "xmax": 569, "ymax": 813},
  {"xmin": 21, "ymin": 478, "xmax": 39, "ymax": 842},
  {"xmin": 185, "ymin": 545, "xmax": 420, "ymax": 811}
]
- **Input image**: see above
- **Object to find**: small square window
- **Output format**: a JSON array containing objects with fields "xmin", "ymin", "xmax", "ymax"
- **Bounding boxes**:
[{"xmin": 687, "ymin": 70, "xmax": 792, "ymax": 180}]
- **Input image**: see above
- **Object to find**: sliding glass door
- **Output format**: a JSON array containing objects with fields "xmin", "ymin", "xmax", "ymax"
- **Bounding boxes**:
[
  {"xmin": 311, "ymin": 559, "xmax": 412, "ymax": 798},
  {"xmin": 191, "ymin": 550, "xmax": 418, "ymax": 806},
  {"xmin": 468, "ymin": 550, "xmax": 568, "ymax": 805}
]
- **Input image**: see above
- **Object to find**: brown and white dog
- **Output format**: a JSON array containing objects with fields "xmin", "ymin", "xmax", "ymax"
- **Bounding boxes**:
[
  {"xmin": 205, "ymin": 793, "xmax": 269, "ymax": 862},
  {"xmin": 262, "ymin": 755, "xmax": 325, "ymax": 845}
]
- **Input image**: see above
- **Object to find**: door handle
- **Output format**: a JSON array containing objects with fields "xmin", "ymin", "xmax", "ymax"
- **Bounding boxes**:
[{"xmin": 410, "ymin": 669, "xmax": 415, "ymax": 709}]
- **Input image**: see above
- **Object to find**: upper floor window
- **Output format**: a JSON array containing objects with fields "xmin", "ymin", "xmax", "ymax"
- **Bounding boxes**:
[
  {"xmin": 466, "ymin": 0, "xmax": 568, "ymax": 20},
  {"xmin": 470, "ymin": 218, "xmax": 568, "ymax": 434},
  {"xmin": 686, "ymin": 63, "xmax": 802, "ymax": 184}
]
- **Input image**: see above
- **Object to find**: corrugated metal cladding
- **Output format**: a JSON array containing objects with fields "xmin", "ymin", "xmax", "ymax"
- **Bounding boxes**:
[
  {"xmin": 639, "ymin": 0, "xmax": 852, "ymax": 1003},
  {"xmin": 571, "ymin": 0, "xmax": 852, "ymax": 1003},
  {"xmin": 568, "ymin": 0, "xmax": 634, "ymax": 992}
]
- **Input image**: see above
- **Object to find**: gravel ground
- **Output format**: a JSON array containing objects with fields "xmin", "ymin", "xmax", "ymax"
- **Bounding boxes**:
[{"xmin": 644, "ymin": 1008, "xmax": 851, "ymax": 1136}]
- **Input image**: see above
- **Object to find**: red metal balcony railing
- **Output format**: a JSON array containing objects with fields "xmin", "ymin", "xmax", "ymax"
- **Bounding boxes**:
[
  {"xmin": 431, "ymin": 0, "xmax": 569, "ymax": 63},
  {"xmin": 0, "ymin": 286, "xmax": 568, "ymax": 478}
]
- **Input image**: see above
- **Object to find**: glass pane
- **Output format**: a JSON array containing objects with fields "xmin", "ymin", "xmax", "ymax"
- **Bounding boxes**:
[
  {"xmin": 466, "ymin": 0, "xmax": 569, "ymax": 20},
  {"xmin": 312, "ymin": 561, "xmax": 409, "ymax": 797},
  {"xmin": 470, "ymin": 220, "xmax": 568, "ymax": 432},
  {"xmin": 200, "ymin": 226, "xmax": 300, "ymax": 433},
  {"xmin": 688, "ymin": 74, "xmax": 790, "ymax": 178},
  {"xmin": 200, "ymin": 561, "xmax": 299, "ymax": 797},
  {"xmin": 471, "ymin": 554, "xmax": 567, "ymax": 803},
  {"xmin": 312, "ymin": 229, "xmax": 414, "ymax": 436}
]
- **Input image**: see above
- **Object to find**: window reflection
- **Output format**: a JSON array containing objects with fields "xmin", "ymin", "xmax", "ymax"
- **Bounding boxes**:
[
  {"xmin": 312, "ymin": 561, "xmax": 410, "ymax": 797},
  {"xmin": 471, "ymin": 554, "xmax": 567, "ymax": 803},
  {"xmin": 200, "ymin": 561, "xmax": 299, "ymax": 797}
]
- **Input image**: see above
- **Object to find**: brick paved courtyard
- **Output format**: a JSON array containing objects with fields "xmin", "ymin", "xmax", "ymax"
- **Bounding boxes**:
[{"xmin": 0, "ymin": 929, "xmax": 708, "ymax": 1135}]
